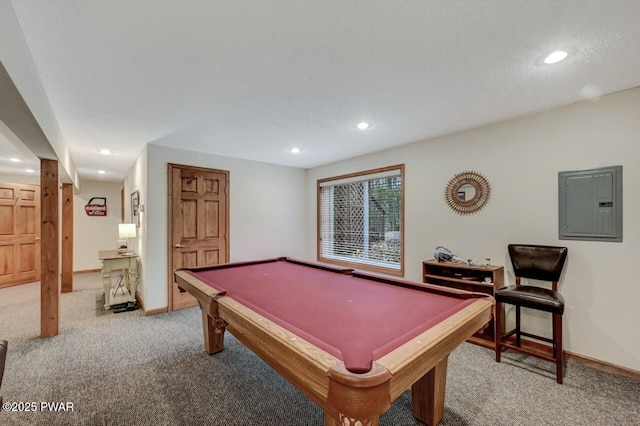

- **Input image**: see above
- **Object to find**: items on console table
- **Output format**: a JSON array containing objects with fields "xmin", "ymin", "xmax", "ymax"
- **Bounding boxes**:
[
  {"xmin": 98, "ymin": 250, "xmax": 139, "ymax": 309},
  {"xmin": 423, "ymin": 259, "xmax": 504, "ymax": 349}
]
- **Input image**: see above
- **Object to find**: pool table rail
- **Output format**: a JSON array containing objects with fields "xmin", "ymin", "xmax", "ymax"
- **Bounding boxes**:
[
  {"xmin": 379, "ymin": 297, "xmax": 493, "ymax": 399},
  {"xmin": 174, "ymin": 262, "xmax": 494, "ymax": 426},
  {"xmin": 175, "ymin": 268, "xmax": 341, "ymax": 410}
]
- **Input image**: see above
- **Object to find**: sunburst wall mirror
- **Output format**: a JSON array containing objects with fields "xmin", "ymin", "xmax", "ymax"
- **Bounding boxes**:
[{"xmin": 444, "ymin": 170, "xmax": 491, "ymax": 215}]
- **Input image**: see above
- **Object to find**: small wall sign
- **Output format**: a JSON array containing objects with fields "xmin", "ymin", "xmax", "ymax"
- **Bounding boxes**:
[{"xmin": 85, "ymin": 197, "xmax": 107, "ymax": 216}]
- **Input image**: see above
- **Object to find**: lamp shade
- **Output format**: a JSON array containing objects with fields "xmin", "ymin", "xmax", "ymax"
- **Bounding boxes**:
[{"xmin": 118, "ymin": 223, "xmax": 136, "ymax": 239}]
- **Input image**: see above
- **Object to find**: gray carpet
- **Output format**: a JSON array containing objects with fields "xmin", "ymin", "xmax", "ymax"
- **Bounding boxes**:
[{"xmin": 1, "ymin": 273, "xmax": 639, "ymax": 425}]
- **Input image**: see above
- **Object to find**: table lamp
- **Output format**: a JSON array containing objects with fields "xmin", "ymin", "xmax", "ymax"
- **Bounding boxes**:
[{"xmin": 118, "ymin": 223, "xmax": 136, "ymax": 255}]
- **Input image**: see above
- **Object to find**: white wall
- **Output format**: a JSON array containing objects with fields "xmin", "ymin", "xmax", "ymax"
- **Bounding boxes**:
[
  {"xmin": 0, "ymin": 173, "xmax": 39, "ymax": 185},
  {"xmin": 0, "ymin": 175, "xmax": 123, "ymax": 271},
  {"xmin": 73, "ymin": 179, "xmax": 124, "ymax": 271},
  {"xmin": 305, "ymin": 88, "xmax": 640, "ymax": 372},
  {"xmin": 123, "ymin": 147, "xmax": 147, "ymax": 294},
  {"xmin": 0, "ymin": 0, "xmax": 79, "ymax": 187},
  {"xmin": 129, "ymin": 144, "xmax": 307, "ymax": 311}
]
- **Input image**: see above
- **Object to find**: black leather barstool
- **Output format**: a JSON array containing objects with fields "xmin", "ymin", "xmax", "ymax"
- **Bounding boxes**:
[
  {"xmin": 495, "ymin": 245, "xmax": 568, "ymax": 383},
  {"xmin": 0, "ymin": 340, "xmax": 7, "ymax": 406}
]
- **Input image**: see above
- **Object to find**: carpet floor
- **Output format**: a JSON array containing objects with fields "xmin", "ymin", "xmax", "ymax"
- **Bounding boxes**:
[{"xmin": 1, "ymin": 273, "xmax": 639, "ymax": 425}]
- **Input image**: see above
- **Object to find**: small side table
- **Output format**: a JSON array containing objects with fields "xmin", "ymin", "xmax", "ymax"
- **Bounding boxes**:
[
  {"xmin": 98, "ymin": 250, "xmax": 139, "ymax": 309},
  {"xmin": 422, "ymin": 260, "xmax": 504, "ymax": 349}
]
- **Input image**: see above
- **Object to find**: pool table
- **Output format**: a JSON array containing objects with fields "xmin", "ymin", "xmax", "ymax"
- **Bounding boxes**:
[{"xmin": 174, "ymin": 257, "xmax": 493, "ymax": 426}]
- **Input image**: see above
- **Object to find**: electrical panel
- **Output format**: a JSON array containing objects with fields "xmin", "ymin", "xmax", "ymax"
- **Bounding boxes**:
[{"xmin": 558, "ymin": 165, "xmax": 622, "ymax": 242}]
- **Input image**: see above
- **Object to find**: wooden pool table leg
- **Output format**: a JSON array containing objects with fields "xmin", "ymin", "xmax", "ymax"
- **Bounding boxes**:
[
  {"xmin": 200, "ymin": 305, "xmax": 226, "ymax": 354},
  {"xmin": 411, "ymin": 355, "xmax": 448, "ymax": 426},
  {"xmin": 325, "ymin": 363, "xmax": 392, "ymax": 426}
]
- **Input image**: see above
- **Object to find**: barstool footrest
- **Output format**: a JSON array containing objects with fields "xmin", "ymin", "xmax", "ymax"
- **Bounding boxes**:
[
  {"xmin": 499, "ymin": 341, "xmax": 558, "ymax": 363},
  {"xmin": 518, "ymin": 331, "xmax": 554, "ymax": 345}
]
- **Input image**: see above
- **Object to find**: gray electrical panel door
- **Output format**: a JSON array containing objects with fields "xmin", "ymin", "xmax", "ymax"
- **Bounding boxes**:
[{"xmin": 558, "ymin": 166, "xmax": 622, "ymax": 242}]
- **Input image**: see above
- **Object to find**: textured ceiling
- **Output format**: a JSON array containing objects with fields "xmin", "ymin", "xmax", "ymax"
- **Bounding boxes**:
[{"xmin": 3, "ymin": 0, "xmax": 640, "ymax": 181}]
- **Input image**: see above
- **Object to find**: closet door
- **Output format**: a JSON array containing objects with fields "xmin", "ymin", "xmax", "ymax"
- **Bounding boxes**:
[{"xmin": 0, "ymin": 182, "xmax": 40, "ymax": 288}]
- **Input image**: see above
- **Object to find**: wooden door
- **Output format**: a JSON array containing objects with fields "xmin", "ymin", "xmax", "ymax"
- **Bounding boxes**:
[
  {"xmin": 0, "ymin": 182, "xmax": 41, "ymax": 288},
  {"xmin": 168, "ymin": 164, "xmax": 229, "ymax": 311}
]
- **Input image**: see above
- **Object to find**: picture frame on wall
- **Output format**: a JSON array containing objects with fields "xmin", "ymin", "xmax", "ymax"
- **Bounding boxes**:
[{"xmin": 131, "ymin": 190, "xmax": 140, "ymax": 227}]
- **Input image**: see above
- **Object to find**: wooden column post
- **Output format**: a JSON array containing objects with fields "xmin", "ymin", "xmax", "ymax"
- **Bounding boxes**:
[
  {"xmin": 40, "ymin": 159, "xmax": 59, "ymax": 337},
  {"xmin": 61, "ymin": 183, "xmax": 73, "ymax": 293}
]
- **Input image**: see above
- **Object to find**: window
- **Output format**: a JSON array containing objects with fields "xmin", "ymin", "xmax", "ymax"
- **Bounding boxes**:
[{"xmin": 318, "ymin": 165, "xmax": 404, "ymax": 275}]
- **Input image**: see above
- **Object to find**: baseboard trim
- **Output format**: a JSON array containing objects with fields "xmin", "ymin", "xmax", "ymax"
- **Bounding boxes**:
[
  {"xmin": 136, "ymin": 293, "xmax": 143, "ymax": 310},
  {"xmin": 73, "ymin": 269, "xmax": 101, "ymax": 274},
  {"xmin": 136, "ymin": 295, "xmax": 168, "ymax": 316},
  {"xmin": 565, "ymin": 350, "xmax": 640, "ymax": 382},
  {"xmin": 144, "ymin": 306, "xmax": 169, "ymax": 316},
  {"xmin": 488, "ymin": 335, "xmax": 640, "ymax": 382}
]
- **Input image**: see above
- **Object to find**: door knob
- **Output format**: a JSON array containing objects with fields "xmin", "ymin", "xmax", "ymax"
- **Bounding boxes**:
[{"xmin": 175, "ymin": 244, "xmax": 185, "ymax": 248}]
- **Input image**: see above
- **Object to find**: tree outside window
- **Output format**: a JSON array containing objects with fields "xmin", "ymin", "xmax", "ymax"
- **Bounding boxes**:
[{"xmin": 318, "ymin": 165, "xmax": 404, "ymax": 275}]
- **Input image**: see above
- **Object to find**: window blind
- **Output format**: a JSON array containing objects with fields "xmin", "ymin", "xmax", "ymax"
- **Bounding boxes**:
[{"xmin": 318, "ymin": 166, "xmax": 403, "ymax": 273}]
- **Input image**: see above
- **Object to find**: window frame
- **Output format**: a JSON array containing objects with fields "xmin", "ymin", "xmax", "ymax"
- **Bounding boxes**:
[{"xmin": 316, "ymin": 164, "xmax": 405, "ymax": 276}]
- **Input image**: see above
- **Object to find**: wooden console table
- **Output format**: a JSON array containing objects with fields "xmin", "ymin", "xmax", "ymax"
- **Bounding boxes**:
[
  {"xmin": 99, "ymin": 250, "xmax": 139, "ymax": 309},
  {"xmin": 423, "ymin": 259, "xmax": 504, "ymax": 349}
]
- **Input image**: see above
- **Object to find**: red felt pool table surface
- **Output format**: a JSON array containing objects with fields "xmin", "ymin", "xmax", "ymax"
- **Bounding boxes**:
[
  {"xmin": 175, "ymin": 257, "xmax": 493, "ymax": 426},
  {"xmin": 185, "ymin": 258, "xmax": 479, "ymax": 374}
]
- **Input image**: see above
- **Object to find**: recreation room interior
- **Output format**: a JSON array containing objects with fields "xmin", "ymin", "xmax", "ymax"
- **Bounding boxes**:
[{"xmin": 1, "ymin": 1, "xmax": 639, "ymax": 425}]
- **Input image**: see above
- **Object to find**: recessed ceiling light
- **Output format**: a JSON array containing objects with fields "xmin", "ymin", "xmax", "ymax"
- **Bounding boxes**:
[
  {"xmin": 290, "ymin": 147, "xmax": 301, "ymax": 154},
  {"xmin": 356, "ymin": 122, "xmax": 370, "ymax": 130},
  {"xmin": 98, "ymin": 170, "xmax": 106, "ymax": 175},
  {"xmin": 25, "ymin": 168, "xmax": 34, "ymax": 173},
  {"xmin": 544, "ymin": 50, "xmax": 568, "ymax": 64},
  {"xmin": 98, "ymin": 148, "xmax": 113, "ymax": 155},
  {"xmin": 10, "ymin": 157, "xmax": 21, "ymax": 162}
]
